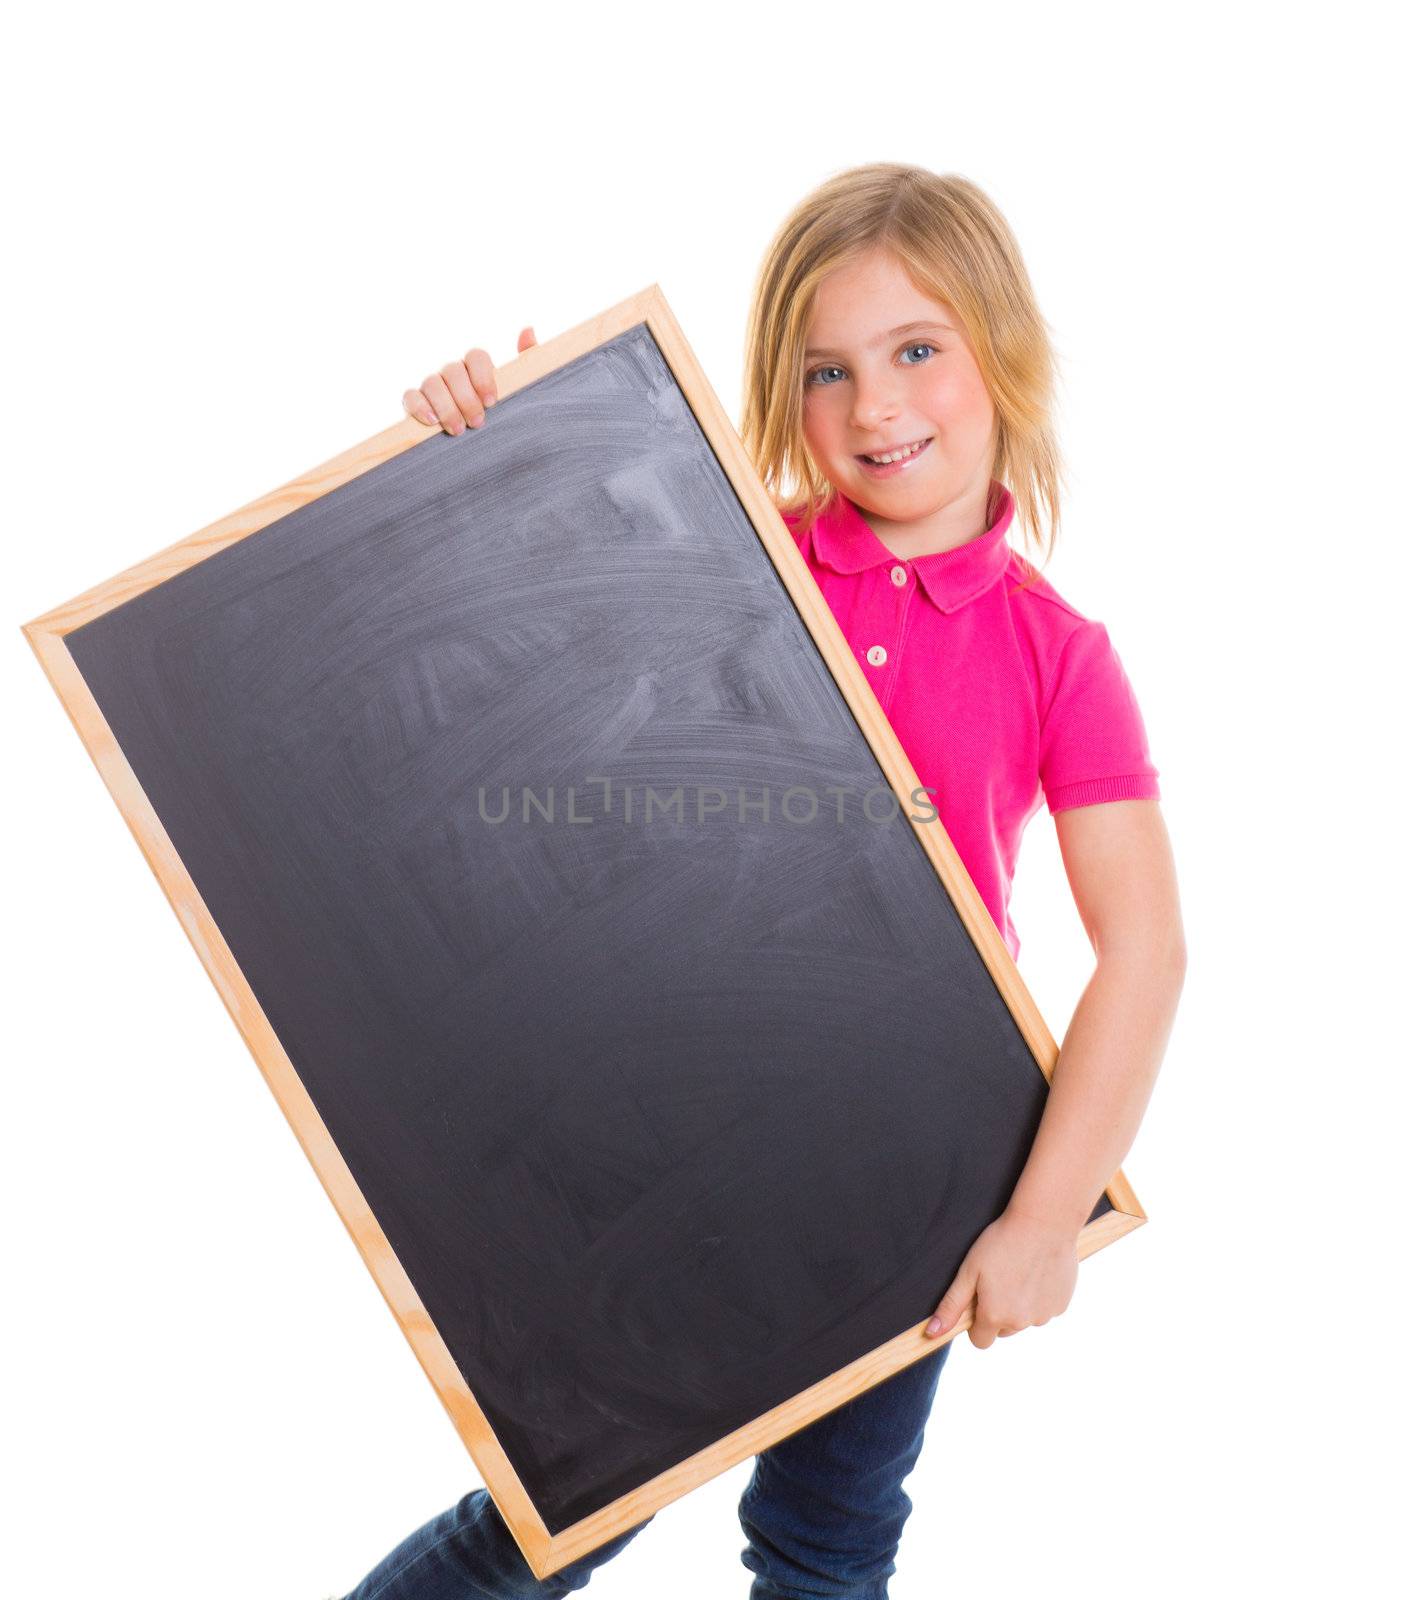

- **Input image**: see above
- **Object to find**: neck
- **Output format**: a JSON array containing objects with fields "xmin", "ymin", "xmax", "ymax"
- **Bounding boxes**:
[{"xmin": 856, "ymin": 475, "xmax": 996, "ymax": 561}]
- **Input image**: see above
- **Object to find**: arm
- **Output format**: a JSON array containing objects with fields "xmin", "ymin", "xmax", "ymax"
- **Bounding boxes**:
[{"xmin": 925, "ymin": 797, "xmax": 1187, "ymax": 1348}]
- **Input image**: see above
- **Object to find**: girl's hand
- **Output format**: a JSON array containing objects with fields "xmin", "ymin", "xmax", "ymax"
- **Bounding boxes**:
[
  {"xmin": 923, "ymin": 1207, "xmax": 1079, "ymax": 1349},
  {"xmin": 403, "ymin": 326, "xmax": 539, "ymax": 435}
]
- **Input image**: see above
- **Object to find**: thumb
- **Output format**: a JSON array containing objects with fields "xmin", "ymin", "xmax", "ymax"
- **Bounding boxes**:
[
  {"xmin": 926, "ymin": 1260, "xmax": 978, "ymax": 1339},
  {"xmin": 518, "ymin": 325, "xmax": 538, "ymax": 352}
]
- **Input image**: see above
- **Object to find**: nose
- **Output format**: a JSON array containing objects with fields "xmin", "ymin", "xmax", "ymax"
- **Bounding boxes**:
[{"xmin": 849, "ymin": 372, "xmax": 901, "ymax": 433}]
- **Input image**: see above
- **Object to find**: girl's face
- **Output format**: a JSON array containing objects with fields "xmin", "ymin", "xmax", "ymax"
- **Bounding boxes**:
[{"xmin": 801, "ymin": 247, "xmax": 997, "ymax": 529}]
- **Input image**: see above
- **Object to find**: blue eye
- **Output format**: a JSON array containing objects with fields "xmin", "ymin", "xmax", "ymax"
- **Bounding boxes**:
[{"xmin": 806, "ymin": 344, "xmax": 938, "ymax": 387}]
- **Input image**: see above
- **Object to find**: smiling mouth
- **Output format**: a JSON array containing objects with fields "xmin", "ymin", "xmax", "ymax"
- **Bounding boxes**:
[{"xmin": 857, "ymin": 437, "xmax": 932, "ymax": 466}]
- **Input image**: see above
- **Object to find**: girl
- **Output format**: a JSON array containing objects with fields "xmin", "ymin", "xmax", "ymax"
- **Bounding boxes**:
[{"xmin": 340, "ymin": 163, "xmax": 1187, "ymax": 1600}]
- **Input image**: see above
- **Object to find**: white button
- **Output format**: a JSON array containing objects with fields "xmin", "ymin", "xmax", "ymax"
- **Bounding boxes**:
[
  {"xmin": 890, "ymin": 564, "xmax": 908, "ymax": 586},
  {"xmin": 866, "ymin": 645, "xmax": 888, "ymax": 666}
]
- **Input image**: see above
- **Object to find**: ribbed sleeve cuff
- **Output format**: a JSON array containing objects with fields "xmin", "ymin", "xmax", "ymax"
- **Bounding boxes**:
[{"xmin": 1046, "ymin": 773, "xmax": 1162, "ymax": 814}]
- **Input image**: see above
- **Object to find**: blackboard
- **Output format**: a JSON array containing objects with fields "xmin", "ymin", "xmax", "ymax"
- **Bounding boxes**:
[{"xmin": 25, "ymin": 287, "xmax": 1142, "ymax": 1578}]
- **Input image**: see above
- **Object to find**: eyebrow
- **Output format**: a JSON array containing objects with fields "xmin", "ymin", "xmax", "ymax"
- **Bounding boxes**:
[{"xmin": 804, "ymin": 320, "xmax": 958, "ymax": 359}]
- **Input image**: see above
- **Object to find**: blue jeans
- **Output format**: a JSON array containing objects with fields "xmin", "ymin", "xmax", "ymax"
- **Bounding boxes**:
[{"xmin": 341, "ymin": 1342, "xmax": 950, "ymax": 1600}]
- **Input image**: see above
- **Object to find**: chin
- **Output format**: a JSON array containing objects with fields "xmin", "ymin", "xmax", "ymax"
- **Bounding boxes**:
[{"xmin": 851, "ymin": 473, "xmax": 937, "ymax": 508}]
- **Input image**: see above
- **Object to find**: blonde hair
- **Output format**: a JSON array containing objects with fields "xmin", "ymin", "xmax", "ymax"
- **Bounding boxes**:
[{"xmin": 740, "ymin": 163, "xmax": 1065, "ymax": 573}]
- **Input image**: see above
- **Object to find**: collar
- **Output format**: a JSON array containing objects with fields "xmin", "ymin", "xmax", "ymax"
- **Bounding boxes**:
[{"xmin": 810, "ymin": 482, "xmax": 1017, "ymax": 613}]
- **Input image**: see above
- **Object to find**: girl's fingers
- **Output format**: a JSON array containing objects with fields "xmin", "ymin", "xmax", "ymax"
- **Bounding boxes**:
[
  {"xmin": 925, "ymin": 1257, "xmax": 977, "ymax": 1338},
  {"xmin": 439, "ymin": 360, "xmax": 485, "ymax": 430},
  {"xmin": 969, "ymin": 1310, "xmax": 1002, "ymax": 1349},
  {"xmin": 408, "ymin": 333, "xmax": 533, "ymax": 432},
  {"xmin": 403, "ymin": 389, "xmax": 438, "ymax": 428},
  {"xmin": 420, "ymin": 372, "xmax": 461, "ymax": 434},
  {"xmin": 464, "ymin": 347, "xmax": 497, "ymax": 409}
]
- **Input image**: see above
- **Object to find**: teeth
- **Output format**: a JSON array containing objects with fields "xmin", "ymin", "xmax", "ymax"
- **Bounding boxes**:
[{"xmin": 863, "ymin": 440, "xmax": 926, "ymax": 465}]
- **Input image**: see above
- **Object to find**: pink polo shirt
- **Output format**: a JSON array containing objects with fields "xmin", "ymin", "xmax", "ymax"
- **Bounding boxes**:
[{"xmin": 782, "ymin": 483, "xmax": 1160, "ymax": 962}]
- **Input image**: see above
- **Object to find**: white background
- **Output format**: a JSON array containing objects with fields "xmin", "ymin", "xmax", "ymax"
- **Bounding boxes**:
[{"xmin": 5, "ymin": 4, "xmax": 1406, "ymax": 1596}]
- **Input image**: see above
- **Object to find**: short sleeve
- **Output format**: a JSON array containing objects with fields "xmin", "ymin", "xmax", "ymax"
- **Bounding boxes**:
[{"xmin": 1039, "ymin": 620, "xmax": 1161, "ymax": 814}]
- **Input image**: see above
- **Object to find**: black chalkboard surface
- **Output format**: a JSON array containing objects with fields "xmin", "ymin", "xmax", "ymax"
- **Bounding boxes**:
[{"xmin": 27, "ymin": 288, "xmax": 1140, "ymax": 1576}]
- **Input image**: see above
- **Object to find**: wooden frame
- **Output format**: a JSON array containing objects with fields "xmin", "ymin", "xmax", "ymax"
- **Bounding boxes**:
[{"xmin": 23, "ymin": 284, "xmax": 1144, "ymax": 1578}]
